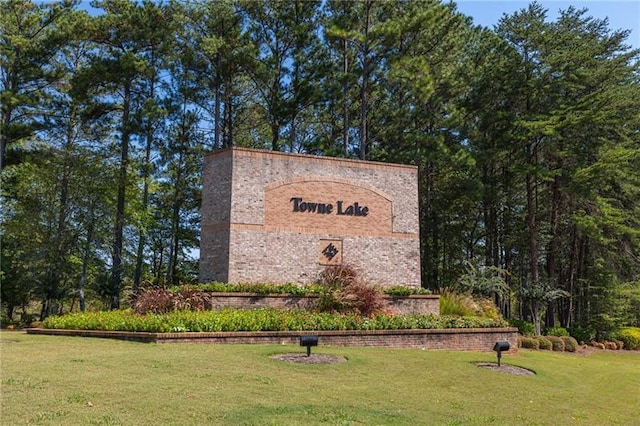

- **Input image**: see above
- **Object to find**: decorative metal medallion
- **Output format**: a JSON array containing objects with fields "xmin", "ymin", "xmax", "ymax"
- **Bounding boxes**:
[{"xmin": 319, "ymin": 240, "xmax": 343, "ymax": 266}]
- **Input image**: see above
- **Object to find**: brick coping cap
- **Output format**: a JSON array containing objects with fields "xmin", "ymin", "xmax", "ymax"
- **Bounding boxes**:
[
  {"xmin": 27, "ymin": 327, "xmax": 518, "ymax": 339},
  {"xmin": 205, "ymin": 292, "xmax": 439, "ymax": 299},
  {"xmin": 206, "ymin": 147, "xmax": 418, "ymax": 172}
]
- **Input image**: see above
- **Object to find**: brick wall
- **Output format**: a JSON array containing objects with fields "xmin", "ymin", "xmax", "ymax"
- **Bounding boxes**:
[
  {"xmin": 205, "ymin": 293, "xmax": 440, "ymax": 316},
  {"xmin": 199, "ymin": 148, "xmax": 421, "ymax": 287},
  {"xmin": 29, "ymin": 328, "xmax": 519, "ymax": 352}
]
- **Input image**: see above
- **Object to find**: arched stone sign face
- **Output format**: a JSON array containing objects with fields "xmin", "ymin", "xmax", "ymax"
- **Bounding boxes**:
[
  {"xmin": 199, "ymin": 148, "xmax": 421, "ymax": 287},
  {"xmin": 264, "ymin": 179, "xmax": 393, "ymax": 236}
]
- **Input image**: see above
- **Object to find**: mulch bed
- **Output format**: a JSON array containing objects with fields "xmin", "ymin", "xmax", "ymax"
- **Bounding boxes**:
[{"xmin": 475, "ymin": 362, "xmax": 536, "ymax": 376}]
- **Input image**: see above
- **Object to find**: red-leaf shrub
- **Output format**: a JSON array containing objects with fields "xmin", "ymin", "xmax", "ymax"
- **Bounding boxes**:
[
  {"xmin": 316, "ymin": 265, "xmax": 385, "ymax": 316},
  {"xmin": 133, "ymin": 289, "xmax": 175, "ymax": 314}
]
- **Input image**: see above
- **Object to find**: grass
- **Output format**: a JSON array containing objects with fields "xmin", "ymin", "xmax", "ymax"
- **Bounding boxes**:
[{"xmin": 1, "ymin": 331, "xmax": 639, "ymax": 425}]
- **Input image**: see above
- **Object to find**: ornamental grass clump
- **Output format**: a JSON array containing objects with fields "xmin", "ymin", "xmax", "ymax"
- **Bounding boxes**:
[
  {"xmin": 132, "ymin": 288, "xmax": 212, "ymax": 314},
  {"xmin": 439, "ymin": 290, "xmax": 501, "ymax": 320},
  {"xmin": 316, "ymin": 265, "xmax": 385, "ymax": 317}
]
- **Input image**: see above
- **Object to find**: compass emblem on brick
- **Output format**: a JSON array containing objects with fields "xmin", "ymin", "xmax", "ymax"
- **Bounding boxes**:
[
  {"xmin": 322, "ymin": 243, "xmax": 339, "ymax": 261},
  {"xmin": 319, "ymin": 240, "xmax": 342, "ymax": 265}
]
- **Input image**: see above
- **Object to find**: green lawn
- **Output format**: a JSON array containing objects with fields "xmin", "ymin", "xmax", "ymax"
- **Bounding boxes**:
[{"xmin": 1, "ymin": 331, "xmax": 638, "ymax": 425}]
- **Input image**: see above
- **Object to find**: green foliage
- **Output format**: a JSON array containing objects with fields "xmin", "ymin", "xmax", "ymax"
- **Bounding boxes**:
[
  {"xmin": 568, "ymin": 325, "xmax": 595, "ymax": 344},
  {"xmin": 545, "ymin": 327, "xmax": 569, "ymax": 337},
  {"xmin": 521, "ymin": 282, "xmax": 570, "ymax": 336},
  {"xmin": 440, "ymin": 291, "xmax": 501, "ymax": 319},
  {"xmin": 509, "ymin": 319, "xmax": 535, "ymax": 337},
  {"xmin": 383, "ymin": 286, "xmax": 431, "ymax": 296},
  {"xmin": 615, "ymin": 327, "xmax": 640, "ymax": 350},
  {"xmin": 456, "ymin": 261, "xmax": 509, "ymax": 299},
  {"xmin": 179, "ymin": 282, "xmax": 429, "ymax": 297},
  {"xmin": 439, "ymin": 291, "xmax": 475, "ymax": 317},
  {"xmin": 536, "ymin": 336, "xmax": 552, "ymax": 350},
  {"xmin": 42, "ymin": 308, "xmax": 507, "ymax": 333}
]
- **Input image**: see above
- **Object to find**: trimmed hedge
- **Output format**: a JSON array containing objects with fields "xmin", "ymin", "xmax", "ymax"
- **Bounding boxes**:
[
  {"xmin": 616, "ymin": 327, "xmax": 640, "ymax": 350},
  {"xmin": 536, "ymin": 336, "xmax": 552, "ymax": 350},
  {"xmin": 519, "ymin": 336, "xmax": 539, "ymax": 349},
  {"xmin": 168, "ymin": 283, "xmax": 432, "ymax": 296},
  {"xmin": 42, "ymin": 308, "xmax": 507, "ymax": 333},
  {"xmin": 560, "ymin": 336, "xmax": 578, "ymax": 352},
  {"xmin": 546, "ymin": 335, "xmax": 565, "ymax": 351}
]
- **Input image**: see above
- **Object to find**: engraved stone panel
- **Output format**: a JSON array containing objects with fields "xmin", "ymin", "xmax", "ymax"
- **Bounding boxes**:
[{"xmin": 264, "ymin": 179, "xmax": 392, "ymax": 236}]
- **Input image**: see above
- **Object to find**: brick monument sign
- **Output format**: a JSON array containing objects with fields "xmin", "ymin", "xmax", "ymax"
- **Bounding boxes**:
[{"xmin": 199, "ymin": 147, "xmax": 421, "ymax": 287}]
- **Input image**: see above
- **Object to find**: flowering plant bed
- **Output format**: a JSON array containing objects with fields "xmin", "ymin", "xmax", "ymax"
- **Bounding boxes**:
[{"xmin": 42, "ymin": 308, "xmax": 505, "ymax": 333}]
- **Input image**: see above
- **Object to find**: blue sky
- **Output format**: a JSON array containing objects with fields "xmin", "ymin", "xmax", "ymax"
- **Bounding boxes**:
[{"xmin": 454, "ymin": 1, "xmax": 640, "ymax": 49}]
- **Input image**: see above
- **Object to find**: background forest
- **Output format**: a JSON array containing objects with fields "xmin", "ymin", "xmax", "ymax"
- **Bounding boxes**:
[{"xmin": 1, "ymin": 0, "xmax": 639, "ymax": 339}]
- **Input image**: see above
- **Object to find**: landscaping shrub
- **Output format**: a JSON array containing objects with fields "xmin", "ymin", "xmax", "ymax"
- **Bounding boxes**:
[
  {"xmin": 133, "ymin": 289, "xmax": 175, "ymax": 314},
  {"xmin": 536, "ymin": 336, "xmax": 552, "ymax": 350},
  {"xmin": 439, "ymin": 291, "xmax": 476, "ymax": 317},
  {"xmin": 560, "ymin": 336, "xmax": 578, "ymax": 352},
  {"xmin": 476, "ymin": 298, "xmax": 501, "ymax": 319},
  {"xmin": 172, "ymin": 282, "xmax": 428, "ymax": 297},
  {"xmin": 568, "ymin": 325, "xmax": 595, "ymax": 344},
  {"xmin": 384, "ymin": 286, "xmax": 432, "ymax": 296},
  {"xmin": 314, "ymin": 265, "xmax": 385, "ymax": 316},
  {"xmin": 519, "ymin": 336, "xmax": 539, "ymax": 349},
  {"xmin": 509, "ymin": 319, "xmax": 535, "ymax": 337},
  {"xmin": 174, "ymin": 288, "xmax": 211, "ymax": 312},
  {"xmin": 340, "ymin": 282, "xmax": 385, "ymax": 317},
  {"xmin": 545, "ymin": 327, "xmax": 569, "ymax": 337},
  {"xmin": 546, "ymin": 335, "xmax": 565, "ymax": 351},
  {"xmin": 43, "ymin": 309, "xmax": 508, "ymax": 333},
  {"xmin": 318, "ymin": 264, "xmax": 359, "ymax": 288},
  {"xmin": 133, "ymin": 288, "xmax": 211, "ymax": 314},
  {"xmin": 616, "ymin": 327, "xmax": 640, "ymax": 350}
]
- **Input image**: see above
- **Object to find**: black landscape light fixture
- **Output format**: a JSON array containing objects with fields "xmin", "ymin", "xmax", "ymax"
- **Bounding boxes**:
[
  {"xmin": 300, "ymin": 335, "xmax": 319, "ymax": 357},
  {"xmin": 493, "ymin": 341, "xmax": 510, "ymax": 367}
]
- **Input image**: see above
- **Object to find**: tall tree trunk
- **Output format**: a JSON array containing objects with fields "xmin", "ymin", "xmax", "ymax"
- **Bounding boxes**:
[
  {"xmin": 133, "ymin": 125, "xmax": 153, "ymax": 294},
  {"xmin": 0, "ymin": 107, "xmax": 10, "ymax": 169},
  {"xmin": 358, "ymin": 0, "xmax": 372, "ymax": 160},
  {"xmin": 79, "ymin": 216, "xmax": 95, "ymax": 313},
  {"xmin": 545, "ymin": 173, "xmax": 561, "ymax": 328},
  {"xmin": 214, "ymin": 52, "xmax": 222, "ymax": 150},
  {"xmin": 342, "ymin": 37, "xmax": 350, "ymax": 156},
  {"xmin": 109, "ymin": 80, "xmax": 132, "ymax": 309},
  {"xmin": 526, "ymin": 144, "xmax": 539, "ymax": 289}
]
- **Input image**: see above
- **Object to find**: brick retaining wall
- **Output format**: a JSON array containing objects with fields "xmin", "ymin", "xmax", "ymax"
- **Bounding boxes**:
[
  {"xmin": 207, "ymin": 293, "xmax": 440, "ymax": 315},
  {"xmin": 26, "ymin": 327, "xmax": 518, "ymax": 352}
]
